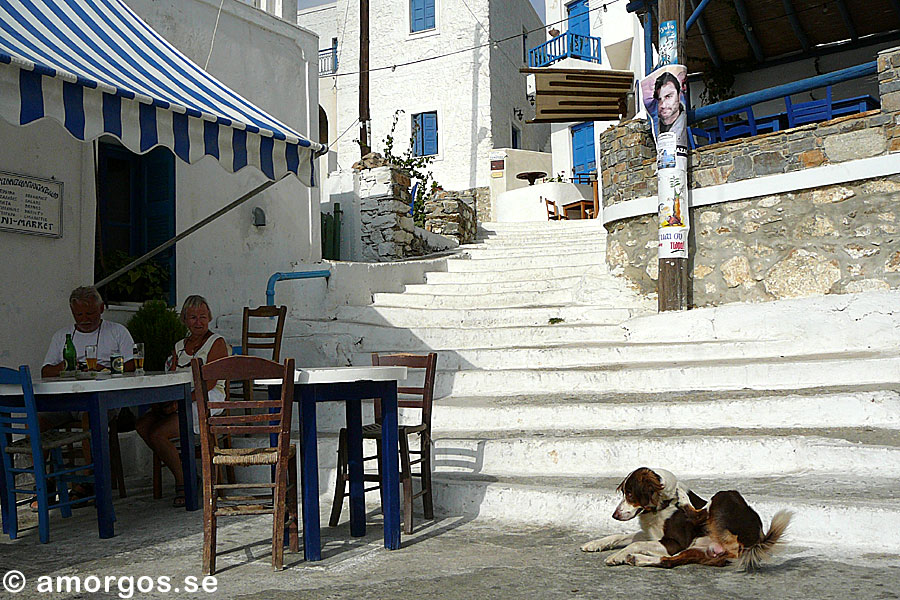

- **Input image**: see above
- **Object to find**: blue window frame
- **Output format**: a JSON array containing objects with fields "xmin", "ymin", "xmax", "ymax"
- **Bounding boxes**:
[
  {"xmin": 413, "ymin": 111, "xmax": 438, "ymax": 156},
  {"xmin": 410, "ymin": 0, "xmax": 435, "ymax": 33},
  {"xmin": 567, "ymin": 0, "xmax": 590, "ymax": 37},
  {"xmin": 571, "ymin": 121, "xmax": 595, "ymax": 180}
]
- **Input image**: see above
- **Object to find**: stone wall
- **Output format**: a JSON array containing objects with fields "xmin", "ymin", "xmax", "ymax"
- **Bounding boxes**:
[
  {"xmin": 608, "ymin": 176, "xmax": 900, "ymax": 305},
  {"xmin": 356, "ymin": 165, "xmax": 428, "ymax": 261},
  {"xmin": 425, "ymin": 189, "xmax": 480, "ymax": 244},
  {"xmin": 603, "ymin": 45, "xmax": 900, "ymax": 307}
]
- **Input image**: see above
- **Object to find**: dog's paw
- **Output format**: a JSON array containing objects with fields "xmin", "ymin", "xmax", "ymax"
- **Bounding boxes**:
[
  {"xmin": 581, "ymin": 535, "xmax": 619, "ymax": 552},
  {"xmin": 625, "ymin": 553, "xmax": 658, "ymax": 567},
  {"xmin": 605, "ymin": 550, "xmax": 630, "ymax": 566}
]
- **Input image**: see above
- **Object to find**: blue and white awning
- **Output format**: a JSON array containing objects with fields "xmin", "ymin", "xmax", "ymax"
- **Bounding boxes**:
[{"xmin": 0, "ymin": 0, "xmax": 324, "ymax": 184}]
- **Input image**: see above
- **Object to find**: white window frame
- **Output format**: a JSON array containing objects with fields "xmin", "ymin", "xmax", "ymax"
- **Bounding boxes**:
[{"xmin": 406, "ymin": 0, "xmax": 440, "ymax": 39}]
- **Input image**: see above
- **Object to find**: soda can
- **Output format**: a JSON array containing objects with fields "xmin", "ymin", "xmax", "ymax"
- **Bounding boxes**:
[{"xmin": 110, "ymin": 353, "xmax": 124, "ymax": 375}]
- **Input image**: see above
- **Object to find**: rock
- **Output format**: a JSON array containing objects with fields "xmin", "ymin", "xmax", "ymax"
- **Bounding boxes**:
[
  {"xmin": 607, "ymin": 240, "xmax": 628, "ymax": 271},
  {"xmin": 721, "ymin": 256, "xmax": 754, "ymax": 288},
  {"xmin": 823, "ymin": 129, "xmax": 886, "ymax": 162},
  {"xmin": 886, "ymin": 251, "xmax": 900, "ymax": 273},
  {"xmin": 699, "ymin": 211, "xmax": 720, "ymax": 224},
  {"xmin": 693, "ymin": 264, "xmax": 713, "ymax": 280},
  {"xmin": 757, "ymin": 195, "xmax": 782, "ymax": 208},
  {"xmin": 795, "ymin": 214, "xmax": 837, "ymax": 237},
  {"xmin": 845, "ymin": 279, "xmax": 890, "ymax": 293},
  {"xmin": 753, "ymin": 151, "xmax": 786, "ymax": 176},
  {"xmin": 799, "ymin": 149, "xmax": 826, "ymax": 168},
  {"xmin": 811, "ymin": 187, "xmax": 855, "ymax": 204},
  {"xmin": 764, "ymin": 249, "xmax": 841, "ymax": 298},
  {"xmin": 646, "ymin": 257, "xmax": 659, "ymax": 280},
  {"xmin": 843, "ymin": 244, "xmax": 879, "ymax": 259}
]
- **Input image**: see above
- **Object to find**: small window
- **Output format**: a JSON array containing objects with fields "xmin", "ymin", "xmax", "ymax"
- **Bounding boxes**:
[
  {"xmin": 412, "ymin": 111, "xmax": 438, "ymax": 156},
  {"xmin": 410, "ymin": 0, "xmax": 436, "ymax": 33},
  {"xmin": 511, "ymin": 125, "xmax": 521, "ymax": 149}
]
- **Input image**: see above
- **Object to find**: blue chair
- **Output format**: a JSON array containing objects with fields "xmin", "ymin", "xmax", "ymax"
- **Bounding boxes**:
[
  {"xmin": 0, "ymin": 365, "xmax": 96, "ymax": 543},
  {"xmin": 689, "ymin": 127, "xmax": 715, "ymax": 149},
  {"xmin": 785, "ymin": 86, "xmax": 833, "ymax": 128},
  {"xmin": 717, "ymin": 106, "xmax": 779, "ymax": 141}
]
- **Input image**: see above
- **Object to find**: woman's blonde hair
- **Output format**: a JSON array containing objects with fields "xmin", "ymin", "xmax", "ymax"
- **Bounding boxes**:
[{"xmin": 180, "ymin": 295, "xmax": 212, "ymax": 323}]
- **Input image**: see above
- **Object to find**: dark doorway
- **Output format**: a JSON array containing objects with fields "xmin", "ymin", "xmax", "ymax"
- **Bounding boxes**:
[{"xmin": 96, "ymin": 140, "xmax": 176, "ymax": 305}]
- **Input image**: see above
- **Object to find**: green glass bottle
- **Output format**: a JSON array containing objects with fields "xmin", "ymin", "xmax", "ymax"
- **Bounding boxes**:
[{"xmin": 63, "ymin": 334, "xmax": 77, "ymax": 372}]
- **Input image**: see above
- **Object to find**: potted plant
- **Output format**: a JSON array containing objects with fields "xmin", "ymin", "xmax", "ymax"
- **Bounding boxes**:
[{"xmin": 126, "ymin": 300, "xmax": 187, "ymax": 372}]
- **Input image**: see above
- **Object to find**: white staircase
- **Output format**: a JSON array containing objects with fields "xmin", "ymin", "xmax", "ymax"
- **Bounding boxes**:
[{"xmin": 286, "ymin": 220, "xmax": 900, "ymax": 556}]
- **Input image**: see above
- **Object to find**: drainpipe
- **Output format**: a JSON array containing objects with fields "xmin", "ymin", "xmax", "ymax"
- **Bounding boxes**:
[{"xmin": 265, "ymin": 270, "xmax": 331, "ymax": 306}]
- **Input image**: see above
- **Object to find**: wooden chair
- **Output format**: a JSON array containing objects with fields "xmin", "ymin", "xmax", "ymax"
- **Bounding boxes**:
[
  {"xmin": 232, "ymin": 305, "xmax": 288, "ymax": 402},
  {"xmin": 191, "ymin": 355, "xmax": 298, "ymax": 575},
  {"xmin": 61, "ymin": 413, "xmax": 126, "ymax": 498},
  {"xmin": 544, "ymin": 197, "xmax": 567, "ymax": 221},
  {"xmin": 0, "ymin": 365, "xmax": 96, "ymax": 543},
  {"xmin": 329, "ymin": 352, "xmax": 438, "ymax": 534}
]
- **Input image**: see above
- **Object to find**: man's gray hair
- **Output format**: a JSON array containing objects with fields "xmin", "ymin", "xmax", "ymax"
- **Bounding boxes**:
[{"xmin": 69, "ymin": 286, "xmax": 104, "ymax": 306}]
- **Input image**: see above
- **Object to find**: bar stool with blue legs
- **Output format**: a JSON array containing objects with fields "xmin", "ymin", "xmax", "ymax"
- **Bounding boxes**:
[{"xmin": 0, "ymin": 365, "xmax": 96, "ymax": 543}]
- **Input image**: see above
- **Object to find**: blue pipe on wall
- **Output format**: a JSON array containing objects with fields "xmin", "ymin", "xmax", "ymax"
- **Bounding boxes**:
[
  {"xmin": 266, "ymin": 270, "xmax": 331, "ymax": 306},
  {"xmin": 690, "ymin": 61, "xmax": 877, "ymax": 123}
]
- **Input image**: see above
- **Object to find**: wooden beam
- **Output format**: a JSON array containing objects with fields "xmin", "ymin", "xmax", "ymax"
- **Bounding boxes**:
[
  {"xmin": 732, "ymin": 0, "xmax": 765, "ymax": 63},
  {"xmin": 834, "ymin": 0, "xmax": 858, "ymax": 41},
  {"xmin": 688, "ymin": 0, "xmax": 721, "ymax": 68},
  {"xmin": 781, "ymin": 0, "xmax": 810, "ymax": 52}
]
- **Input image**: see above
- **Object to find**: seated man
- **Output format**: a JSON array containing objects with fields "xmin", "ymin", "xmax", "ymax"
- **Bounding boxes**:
[{"xmin": 42, "ymin": 285, "xmax": 135, "ymax": 378}]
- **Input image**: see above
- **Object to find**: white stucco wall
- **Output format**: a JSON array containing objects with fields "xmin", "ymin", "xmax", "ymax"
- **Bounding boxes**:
[
  {"xmin": 0, "ymin": 120, "xmax": 95, "ymax": 371},
  {"xmin": 299, "ymin": 0, "xmax": 548, "ymax": 193},
  {"xmin": 0, "ymin": 0, "xmax": 322, "ymax": 371},
  {"xmin": 487, "ymin": 148, "xmax": 553, "ymax": 207},
  {"xmin": 494, "ymin": 181, "xmax": 592, "ymax": 222}
]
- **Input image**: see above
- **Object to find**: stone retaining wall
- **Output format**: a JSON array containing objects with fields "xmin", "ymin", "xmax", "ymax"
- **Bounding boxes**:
[
  {"xmin": 425, "ymin": 189, "xmax": 479, "ymax": 245},
  {"xmin": 602, "ymin": 45, "xmax": 900, "ymax": 306}
]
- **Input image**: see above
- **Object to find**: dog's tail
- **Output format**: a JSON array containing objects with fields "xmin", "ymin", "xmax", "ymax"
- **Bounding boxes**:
[{"xmin": 737, "ymin": 510, "xmax": 793, "ymax": 571}]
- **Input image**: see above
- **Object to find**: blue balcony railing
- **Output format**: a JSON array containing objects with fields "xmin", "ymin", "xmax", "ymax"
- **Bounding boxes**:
[
  {"xmin": 528, "ymin": 32, "xmax": 601, "ymax": 68},
  {"xmin": 318, "ymin": 46, "xmax": 337, "ymax": 76}
]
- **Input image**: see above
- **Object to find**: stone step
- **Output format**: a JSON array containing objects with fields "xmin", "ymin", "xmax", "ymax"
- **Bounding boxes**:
[
  {"xmin": 288, "ymin": 320, "xmax": 628, "ymax": 352},
  {"xmin": 464, "ymin": 231, "xmax": 607, "ymax": 245},
  {"xmin": 431, "ymin": 387, "xmax": 900, "ymax": 431},
  {"xmin": 401, "ymin": 276, "xmax": 624, "ymax": 296},
  {"xmin": 373, "ymin": 286, "xmax": 633, "ymax": 309},
  {"xmin": 355, "ymin": 342, "xmax": 891, "ymax": 372},
  {"xmin": 436, "ymin": 353, "xmax": 900, "ymax": 396},
  {"xmin": 333, "ymin": 304, "xmax": 648, "ymax": 328},
  {"xmin": 425, "ymin": 265, "xmax": 608, "ymax": 284},
  {"xmin": 430, "ymin": 428, "xmax": 900, "ymax": 478},
  {"xmin": 479, "ymin": 221, "xmax": 606, "ymax": 233},
  {"xmin": 460, "ymin": 245, "xmax": 606, "ymax": 260},
  {"xmin": 431, "ymin": 473, "xmax": 900, "ymax": 552},
  {"xmin": 445, "ymin": 251, "xmax": 605, "ymax": 272}
]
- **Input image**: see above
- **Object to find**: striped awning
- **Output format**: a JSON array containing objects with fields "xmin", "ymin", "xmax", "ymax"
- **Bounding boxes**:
[{"xmin": 0, "ymin": 0, "xmax": 324, "ymax": 184}]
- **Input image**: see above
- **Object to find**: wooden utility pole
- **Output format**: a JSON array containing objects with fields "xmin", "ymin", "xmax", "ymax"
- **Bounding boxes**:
[
  {"xmin": 657, "ymin": 0, "xmax": 689, "ymax": 311},
  {"xmin": 359, "ymin": 0, "xmax": 371, "ymax": 157}
]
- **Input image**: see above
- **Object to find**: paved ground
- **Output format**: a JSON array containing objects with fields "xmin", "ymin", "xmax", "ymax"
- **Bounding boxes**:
[{"xmin": 2, "ymin": 485, "xmax": 900, "ymax": 600}]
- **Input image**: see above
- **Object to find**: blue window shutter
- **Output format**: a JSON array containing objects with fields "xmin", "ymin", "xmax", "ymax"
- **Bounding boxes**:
[
  {"xmin": 424, "ymin": 0, "xmax": 435, "ymax": 30},
  {"xmin": 411, "ymin": 0, "xmax": 435, "ymax": 32},
  {"xmin": 571, "ymin": 121, "xmax": 595, "ymax": 175},
  {"xmin": 423, "ymin": 112, "xmax": 438, "ymax": 155},
  {"xmin": 413, "ymin": 113, "xmax": 424, "ymax": 155}
]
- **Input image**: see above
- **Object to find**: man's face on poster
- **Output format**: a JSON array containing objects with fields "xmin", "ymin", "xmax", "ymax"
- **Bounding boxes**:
[{"xmin": 657, "ymin": 81, "xmax": 681, "ymax": 126}]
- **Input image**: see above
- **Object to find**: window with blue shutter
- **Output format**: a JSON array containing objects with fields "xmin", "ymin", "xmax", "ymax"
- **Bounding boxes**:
[
  {"xmin": 571, "ymin": 121, "xmax": 595, "ymax": 181},
  {"xmin": 410, "ymin": 0, "xmax": 435, "ymax": 33},
  {"xmin": 413, "ymin": 111, "xmax": 438, "ymax": 156}
]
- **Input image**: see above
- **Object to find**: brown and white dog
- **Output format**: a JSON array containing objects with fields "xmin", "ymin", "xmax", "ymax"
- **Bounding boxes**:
[
  {"xmin": 625, "ymin": 490, "xmax": 793, "ymax": 570},
  {"xmin": 581, "ymin": 467, "xmax": 707, "ymax": 565}
]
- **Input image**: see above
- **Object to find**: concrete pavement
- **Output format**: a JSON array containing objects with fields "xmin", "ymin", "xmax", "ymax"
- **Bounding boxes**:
[{"xmin": 2, "ymin": 484, "xmax": 899, "ymax": 600}]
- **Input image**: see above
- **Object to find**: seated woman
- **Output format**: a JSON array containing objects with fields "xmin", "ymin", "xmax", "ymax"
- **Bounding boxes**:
[{"xmin": 136, "ymin": 295, "xmax": 228, "ymax": 507}]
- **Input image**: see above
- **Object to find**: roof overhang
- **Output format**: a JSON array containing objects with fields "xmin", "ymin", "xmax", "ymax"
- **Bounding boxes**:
[{"xmin": 520, "ymin": 67, "xmax": 634, "ymax": 124}]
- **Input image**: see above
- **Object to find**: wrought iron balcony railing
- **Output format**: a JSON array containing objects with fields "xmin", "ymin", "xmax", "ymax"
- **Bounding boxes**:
[{"xmin": 527, "ymin": 31, "xmax": 601, "ymax": 68}]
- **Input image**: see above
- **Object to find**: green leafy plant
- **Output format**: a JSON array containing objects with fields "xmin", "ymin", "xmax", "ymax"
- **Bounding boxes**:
[
  {"xmin": 126, "ymin": 300, "xmax": 187, "ymax": 371},
  {"xmin": 699, "ymin": 61, "xmax": 738, "ymax": 105},
  {"xmin": 99, "ymin": 250, "xmax": 168, "ymax": 303},
  {"xmin": 548, "ymin": 317, "xmax": 565, "ymax": 325},
  {"xmin": 382, "ymin": 110, "xmax": 443, "ymax": 227}
]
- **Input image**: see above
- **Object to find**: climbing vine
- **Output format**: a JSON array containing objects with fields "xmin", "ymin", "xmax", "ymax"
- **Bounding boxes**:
[{"xmin": 381, "ymin": 110, "xmax": 442, "ymax": 227}]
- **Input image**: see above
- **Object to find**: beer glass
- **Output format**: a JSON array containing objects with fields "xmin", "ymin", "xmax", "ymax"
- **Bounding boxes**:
[
  {"xmin": 133, "ymin": 343, "xmax": 145, "ymax": 374},
  {"xmin": 85, "ymin": 345, "xmax": 98, "ymax": 371}
]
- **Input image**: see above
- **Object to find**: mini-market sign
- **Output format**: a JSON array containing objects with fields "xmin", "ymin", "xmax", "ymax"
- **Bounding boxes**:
[{"xmin": 0, "ymin": 171, "xmax": 62, "ymax": 238}]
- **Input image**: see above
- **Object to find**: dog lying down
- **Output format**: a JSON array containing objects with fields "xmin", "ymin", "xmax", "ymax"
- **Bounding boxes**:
[{"xmin": 581, "ymin": 467, "xmax": 793, "ymax": 570}]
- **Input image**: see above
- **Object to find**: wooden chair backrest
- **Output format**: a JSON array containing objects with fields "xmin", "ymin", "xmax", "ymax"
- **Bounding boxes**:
[
  {"xmin": 241, "ymin": 305, "xmax": 287, "ymax": 361},
  {"xmin": 543, "ymin": 197, "xmax": 557, "ymax": 220},
  {"xmin": 192, "ymin": 356, "xmax": 294, "ymax": 448},
  {"xmin": 370, "ymin": 352, "xmax": 438, "ymax": 430},
  {"xmin": 0, "ymin": 365, "xmax": 41, "ymax": 457}
]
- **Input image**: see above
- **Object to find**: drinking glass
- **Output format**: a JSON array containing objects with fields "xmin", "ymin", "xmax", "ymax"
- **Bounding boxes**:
[
  {"xmin": 133, "ymin": 343, "xmax": 145, "ymax": 374},
  {"xmin": 85, "ymin": 345, "xmax": 98, "ymax": 371}
]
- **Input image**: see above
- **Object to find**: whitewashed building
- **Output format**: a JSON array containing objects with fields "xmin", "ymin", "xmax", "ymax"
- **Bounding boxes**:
[
  {"xmin": 298, "ymin": 0, "xmax": 550, "ymax": 193},
  {"xmin": 0, "ymin": 0, "xmax": 323, "ymax": 371}
]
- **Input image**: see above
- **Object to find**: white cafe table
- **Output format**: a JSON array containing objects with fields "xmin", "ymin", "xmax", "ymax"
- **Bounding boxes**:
[
  {"xmin": 259, "ymin": 365, "xmax": 407, "ymax": 562},
  {"xmin": 0, "ymin": 372, "xmax": 197, "ymax": 539}
]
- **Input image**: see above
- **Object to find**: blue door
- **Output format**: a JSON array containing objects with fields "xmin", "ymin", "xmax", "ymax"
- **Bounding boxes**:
[
  {"xmin": 567, "ymin": 0, "xmax": 590, "ymax": 37},
  {"xmin": 571, "ymin": 121, "xmax": 595, "ymax": 182}
]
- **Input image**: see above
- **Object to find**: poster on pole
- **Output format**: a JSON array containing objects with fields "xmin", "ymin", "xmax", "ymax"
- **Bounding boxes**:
[
  {"xmin": 658, "ymin": 20, "xmax": 678, "ymax": 66},
  {"xmin": 0, "ymin": 171, "xmax": 63, "ymax": 238},
  {"xmin": 640, "ymin": 64, "xmax": 689, "ymax": 259}
]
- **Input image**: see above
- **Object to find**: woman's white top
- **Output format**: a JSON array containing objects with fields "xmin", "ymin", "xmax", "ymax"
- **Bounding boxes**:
[{"xmin": 173, "ymin": 333, "xmax": 227, "ymax": 432}]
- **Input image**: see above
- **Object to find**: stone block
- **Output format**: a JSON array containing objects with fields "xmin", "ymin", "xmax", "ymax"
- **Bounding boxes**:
[
  {"xmin": 753, "ymin": 151, "xmax": 786, "ymax": 176},
  {"xmin": 823, "ymin": 129, "xmax": 886, "ymax": 162},
  {"xmin": 882, "ymin": 91, "xmax": 900, "ymax": 113},
  {"xmin": 845, "ymin": 279, "xmax": 891, "ymax": 293},
  {"xmin": 764, "ymin": 249, "xmax": 841, "ymax": 299},
  {"xmin": 730, "ymin": 155, "xmax": 752, "ymax": 180},
  {"xmin": 799, "ymin": 149, "xmax": 826, "ymax": 168},
  {"xmin": 721, "ymin": 256, "xmax": 754, "ymax": 288},
  {"xmin": 886, "ymin": 251, "xmax": 900, "ymax": 273}
]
